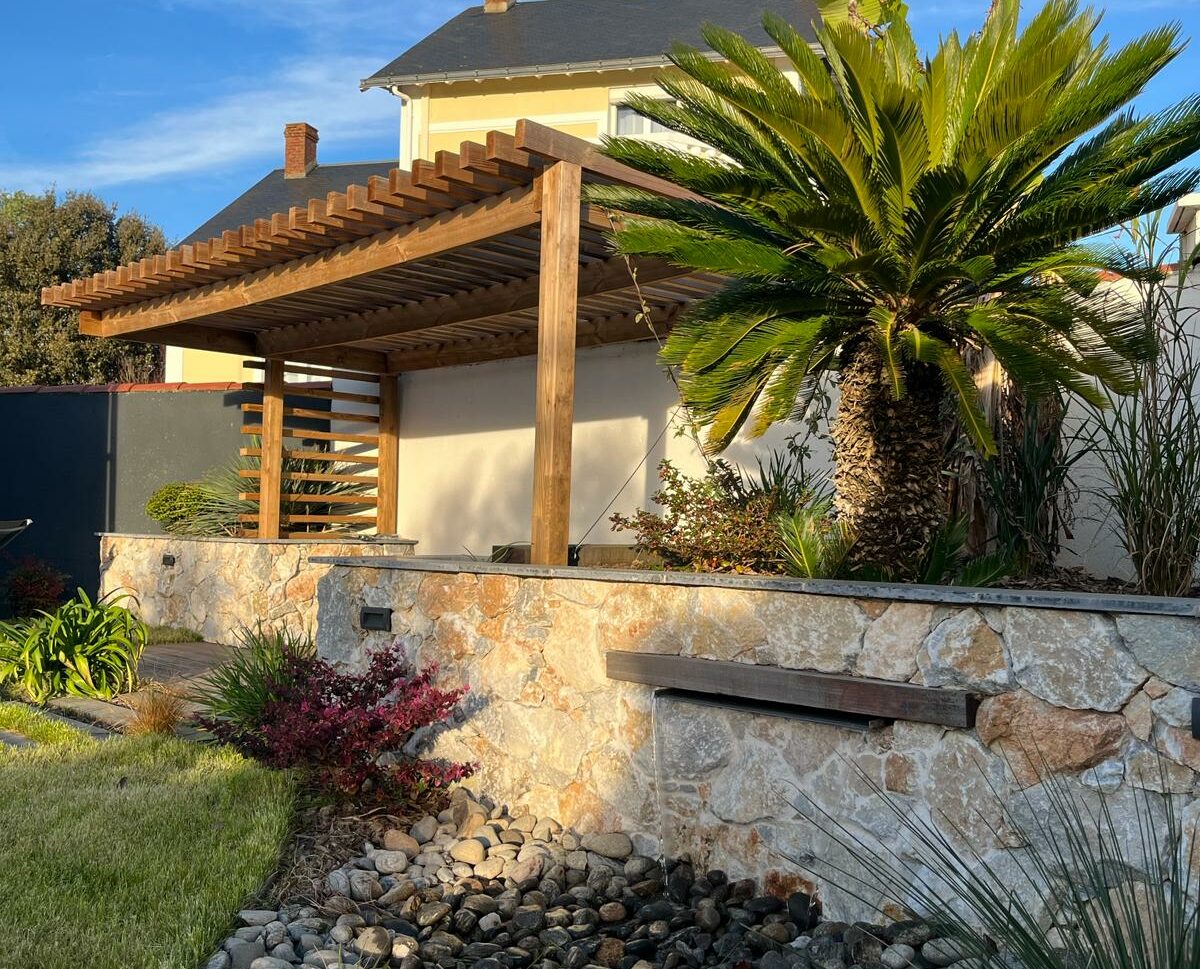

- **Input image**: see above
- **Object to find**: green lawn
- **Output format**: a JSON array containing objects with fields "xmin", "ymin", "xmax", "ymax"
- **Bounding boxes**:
[{"xmin": 0, "ymin": 703, "xmax": 294, "ymax": 969}]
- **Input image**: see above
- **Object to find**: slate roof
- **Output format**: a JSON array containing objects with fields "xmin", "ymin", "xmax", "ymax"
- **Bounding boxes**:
[
  {"xmin": 183, "ymin": 161, "xmax": 397, "ymax": 244},
  {"xmin": 362, "ymin": 0, "xmax": 821, "ymax": 89}
]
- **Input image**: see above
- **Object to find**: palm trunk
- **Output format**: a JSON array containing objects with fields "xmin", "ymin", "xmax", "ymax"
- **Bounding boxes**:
[{"xmin": 832, "ymin": 338, "xmax": 947, "ymax": 576}]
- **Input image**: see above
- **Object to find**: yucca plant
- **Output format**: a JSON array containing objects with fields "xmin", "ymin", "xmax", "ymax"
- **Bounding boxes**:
[
  {"xmin": 791, "ymin": 758, "xmax": 1200, "ymax": 968},
  {"xmin": 593, "ymin": 0, "xmax": 1200, "ymax": 575},
  {"xmin": 0, "ymin": 589, "xmax": 147, "ymax": 704}
]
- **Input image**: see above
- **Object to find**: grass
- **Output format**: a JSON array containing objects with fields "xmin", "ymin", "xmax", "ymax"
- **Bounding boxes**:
[
  {"xmin": 0, "ymin": 702, "xmax": 295, "ymax": 969},
  {"xmin": 145, "ymin": 624, "xmax": 205, "ymax": 645}
]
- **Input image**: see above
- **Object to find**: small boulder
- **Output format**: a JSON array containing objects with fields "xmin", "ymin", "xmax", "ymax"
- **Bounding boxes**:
[{"xmin": 580, "ymin": 832, "xmax": 633, "ymax": 860}]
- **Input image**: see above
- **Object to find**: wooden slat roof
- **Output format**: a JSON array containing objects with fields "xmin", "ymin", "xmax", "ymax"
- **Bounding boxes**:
[{"xmin": 43, "ymin": 120, "xmax": 719, "ymax": 375}]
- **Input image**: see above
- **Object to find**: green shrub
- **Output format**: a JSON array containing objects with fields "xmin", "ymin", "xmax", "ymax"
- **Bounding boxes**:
[
  {"xmin": 0, "ymin": 589, "xmax": 147, "ymax": 704},
  {"xmin": 611, "ymin": 443, "xmax": 826, "ymax": 573},
  {"xmin": 779, "ymin": 513, "xmax": 1011, "ymax": 586},
  {"xmin": 145, "ymin": 625, "xmax": 203, "ymax": 645},
  {"xmin": 191, "ymin": 623, "xmax": 316, "ymax": 750},
  {"xmin": 147, "ymin": 439, "xmax": 375, "ymax": 538},
  {"xmin": 1085, "ymin": 217, "xmax": 1200, "ymax": 597},
  {"xmin": 145, "ymin": 482, "xmax": 210, "ymax": 535}
]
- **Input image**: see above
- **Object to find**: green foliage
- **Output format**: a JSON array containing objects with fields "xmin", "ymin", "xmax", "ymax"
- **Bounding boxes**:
[
  {"xmin": 144, "ymin": 481, "xmax": 210, "ymax": 535},
  {"xmin": 144, "ymin": 625, "xmax": 204, "ymax": 646},
  {"xmin": 611, "ymin": 443, "xmax": 825, "ymax": 573},
  {"xmin": 778, "ymin": 502, "xmax": 856, "ymax": 578},
  {"xmin": 594, "ymin": 0, "xmax": 1194, "ymax": 494},
  {"xmin": 1085, "ymin": 218, "xmax": 1200, "ymax": 596},
  {"xmin": 0, "ymin": 190, "xmax": 166, "ymax": 385},
  {"xmin": 0, "ymin": 589, "xmax": 147, "ymax": 704},
  {"xmin": 190, "ymin": 623, "xmax": 316, "ymax": 747},
  {"xmin": 792, "ymin": 755, "xmax": 1200, "ymax": 968},
  {"xmin": 148, "ymin": 439, "xmax": 373, "ymax": 537},
  {"xmin": 590, "ymin": 0, "xmax": 1190, "ymax": 568},
  {"xmin": 979, "ymin": 391, "xmax": 1084, "ymax": 576},
  {"xmin": 779, "ymin": 512, "xmax": 1012, "ymax": 585}
]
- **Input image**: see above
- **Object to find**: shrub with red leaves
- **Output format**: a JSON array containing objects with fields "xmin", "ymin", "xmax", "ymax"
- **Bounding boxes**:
[
  {"xmin": 211, "ymin": 640, "xmax": 474, "ymax": 803},
  {"xmin": 3, "ymin": 555, "xmax": 69, "ymax": 617}
]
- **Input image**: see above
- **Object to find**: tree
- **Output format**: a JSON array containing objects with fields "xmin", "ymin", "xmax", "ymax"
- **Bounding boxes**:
[
  {"xmin": 0, "ymin": 190, "xmax": 166, "ymax": 385},
  {"xmin": 591, "ymin": 0, "xmax": 1200, "ymax": 574}
]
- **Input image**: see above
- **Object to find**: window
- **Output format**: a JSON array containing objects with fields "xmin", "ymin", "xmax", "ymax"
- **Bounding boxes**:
[{"xmin": 614, "ymin": 104, "xmax": 671, "ymax": 137}]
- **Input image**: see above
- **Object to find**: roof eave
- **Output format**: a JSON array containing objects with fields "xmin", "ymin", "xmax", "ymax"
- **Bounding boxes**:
[
  {"xmin": 360, "ymin": 44, "xmax": 796, "ymax": 92},
  {"xmin": 1167, "ymin": 193, "xmax": 1200, "ymax": 235}
]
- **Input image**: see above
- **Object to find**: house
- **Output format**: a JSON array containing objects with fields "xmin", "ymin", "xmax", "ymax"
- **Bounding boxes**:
[
  {"xmin": 361, "ymin": 0, "xmax": 819, "ymax": 169},
  {"xmin": 167, "ymin": 0, "xmax": 820, "ymax": 387},
  {"xmin": 63, "ymin": 0, "xmax": 1200, "ymax": 573},
  {"xmin": 154, "ymin": 0, "xmax": 825, "ymax": 558}
]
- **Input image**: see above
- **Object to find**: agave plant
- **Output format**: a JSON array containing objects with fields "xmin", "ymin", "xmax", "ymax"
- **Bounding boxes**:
[
  {"xmin": 0, "ymin": 589, "xmax": 147, "ymax": 704},
  {"xmin": 592, "ymin": 0, "xmax": 1200, "ymax": 575}
]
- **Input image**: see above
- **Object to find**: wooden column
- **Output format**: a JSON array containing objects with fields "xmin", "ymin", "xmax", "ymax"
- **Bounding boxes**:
[
  {"xmin": 377, "ymin": 375, "xmax": 400, "ymax": 536},
  {"xmin": 530, "ymin": 161, "xmax": 582, "ymax": 566},
  {"xmin": 259, "ymin": 359, "xmax": 286, "ymax": 539}
]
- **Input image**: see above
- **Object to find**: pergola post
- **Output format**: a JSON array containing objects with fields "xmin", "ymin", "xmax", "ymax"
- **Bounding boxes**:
[
  {"xmin": 377, "ymin": 375, "xmax": 401, "ymax": 536},
  {"xmin": 530, "ymin": 161, "xmax": 582, "ymax": 566},
  {"xmin": 258, "ymin": 359, "xmax": 286, "ymax": 539}
]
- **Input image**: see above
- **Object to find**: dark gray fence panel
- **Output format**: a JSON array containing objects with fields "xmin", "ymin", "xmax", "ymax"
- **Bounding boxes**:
[{"xmin": 0, "ymin": 386, "xmax": 257, "ymax": 605}]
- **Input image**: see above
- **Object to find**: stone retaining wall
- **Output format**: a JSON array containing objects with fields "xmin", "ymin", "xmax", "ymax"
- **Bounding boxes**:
[
  {"xmin": 99, "ymin": 534, "xmax": 416, "ymax": 644},
  {"xmin": 315, "ymin": 559, "xmax": 1200, "ymax": 920}
]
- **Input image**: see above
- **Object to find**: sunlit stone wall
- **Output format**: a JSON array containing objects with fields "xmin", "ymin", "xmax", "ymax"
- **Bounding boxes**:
[{"xmin": 317, "ymin": 560, "xmax": 1200, "ymax": 920}]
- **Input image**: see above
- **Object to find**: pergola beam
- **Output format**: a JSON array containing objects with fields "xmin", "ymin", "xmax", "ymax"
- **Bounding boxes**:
[
  {"xmin": 386, "ymin": 303, "xmax": 680, "ymax": 373},
  {"xmin": 255, "ymin": 255, "xmax": 688, "ymax": 357},
  {"xmin": 79, "ymin": 314, "xmax": 391, "ymax": 374},
  {"xmin": 516, "ymin": 120, "xmax": 706, "ymax": 203},
  {"xmin": 530, "ymin": 161, "xmax": 583, "ymax": 567},
  {"xmin": 88, "ymin": 185, "xmax": 540, "ymax": 339}
]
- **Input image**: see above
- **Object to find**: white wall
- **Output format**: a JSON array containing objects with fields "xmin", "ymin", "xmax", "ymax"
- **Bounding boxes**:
[
  {"xmin": 349, "ymin": 219, "xmax": 1200, "ymax": 573},
  {"xmin": 390, "ymin": 341, "xmax": 823, "ymax": 556}
]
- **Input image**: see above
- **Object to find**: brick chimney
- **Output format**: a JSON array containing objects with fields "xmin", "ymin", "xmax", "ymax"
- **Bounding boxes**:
[
  {"xmin": 284, "ymin": 123, "xmax": 319, "ymax": 178},
  {"xmin": 484, "ymin": 0, "xmax": 515, "ymax": 12}
]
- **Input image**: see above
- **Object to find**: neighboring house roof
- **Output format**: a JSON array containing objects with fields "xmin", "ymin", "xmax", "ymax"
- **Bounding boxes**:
[
  {"xmin": 183, "ymin": 161, "xmax": 396, "ymax": 244},
  {"xmin": 362, "ymin": 0, "xmax": 822, "ymax": 89}
]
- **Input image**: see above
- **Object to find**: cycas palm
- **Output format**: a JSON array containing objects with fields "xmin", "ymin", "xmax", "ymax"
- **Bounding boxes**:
[{"xmin": 590, "ymin": 0, "xmax": 1200, "ymax": 573}]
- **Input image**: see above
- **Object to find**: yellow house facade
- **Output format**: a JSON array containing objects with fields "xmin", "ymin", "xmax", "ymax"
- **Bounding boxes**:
[{"xmin": 167, "ymin": 0, "xmax": 817, "ymax": 382}]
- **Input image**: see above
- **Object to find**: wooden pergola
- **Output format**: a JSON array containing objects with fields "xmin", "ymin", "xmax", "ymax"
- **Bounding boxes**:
[{"xmin": 43, "ymin": 121, "xmax": 718, "ymax": 565}]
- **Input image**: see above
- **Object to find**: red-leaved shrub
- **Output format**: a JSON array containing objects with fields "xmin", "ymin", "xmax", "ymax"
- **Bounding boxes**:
[
  {"xmin": 205, "ymin": 641, "xmax": 474, "ymax": 803},
  {"xmin": 4, "ymin": 555, "xmax": 69, "ymax": 617}
]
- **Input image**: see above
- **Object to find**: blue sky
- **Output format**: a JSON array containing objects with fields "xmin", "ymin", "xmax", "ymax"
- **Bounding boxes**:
[{"xmin": 0, "ymin": 0, "xmax": 1196, "ymax": 243}]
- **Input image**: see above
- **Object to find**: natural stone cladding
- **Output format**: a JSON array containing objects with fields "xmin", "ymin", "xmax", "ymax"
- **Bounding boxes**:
[
  {"xmin": 315, "ymin": 561, "xmax": 1198, "ymax": 922},
  {"xmin": 99, "ymin": 534, "xmax": 416, "ymax": 645}
]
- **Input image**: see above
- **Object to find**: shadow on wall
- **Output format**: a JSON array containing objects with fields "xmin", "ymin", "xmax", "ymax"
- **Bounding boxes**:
[{"xmin": 392, "ymin": 342, "xmax": 823, "ymax": 556}]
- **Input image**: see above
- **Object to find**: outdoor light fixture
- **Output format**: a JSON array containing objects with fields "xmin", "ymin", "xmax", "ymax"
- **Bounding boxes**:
[
  {"xmin": 161, "ymin": 554, "xmax": 176, "ymax": 567},
  {"xmin": 360, "ymin": 606, "xmax": 393, "ymax": 632}
]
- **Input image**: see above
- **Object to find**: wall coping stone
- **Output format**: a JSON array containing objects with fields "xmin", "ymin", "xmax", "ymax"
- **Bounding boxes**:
[
  {"xmin": 102, "ymin": 532, "xmax": 418, "ymax": 547},
  {"xmin": 310, "ymin": 555, "xmax": 1200, "ymax": 617}
]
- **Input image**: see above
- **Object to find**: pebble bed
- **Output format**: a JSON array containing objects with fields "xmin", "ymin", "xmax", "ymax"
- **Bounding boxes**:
[{"xmin": 206, "ymin": 792, "xmax": 983, "ymax": 969}]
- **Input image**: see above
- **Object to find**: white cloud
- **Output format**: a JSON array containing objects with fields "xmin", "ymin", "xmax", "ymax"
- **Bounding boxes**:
[
  {"xmin": 0, "ymin": 0, "xmax": 475, "ymax": 192},
  {"xmin": 0, "ymin": 57, "xmax": 395, "ymax": 191}
]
